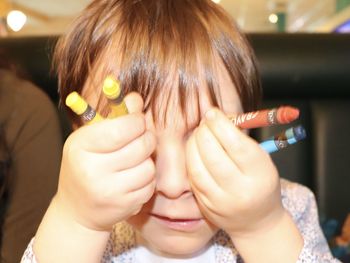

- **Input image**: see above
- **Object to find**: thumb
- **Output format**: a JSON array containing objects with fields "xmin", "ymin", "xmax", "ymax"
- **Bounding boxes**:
[
  {"xmin": 124, "ymin": 92, "xmax": 144, "ymax": 114},
  {"xmin": 69, "ymin": 113, "xmax": 146, "ymax": 153}
]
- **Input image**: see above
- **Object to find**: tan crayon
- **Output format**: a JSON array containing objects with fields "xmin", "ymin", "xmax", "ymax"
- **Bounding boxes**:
[{"xmin": 229, "ymin": 106, "xmax": 300, "ymax": 129}]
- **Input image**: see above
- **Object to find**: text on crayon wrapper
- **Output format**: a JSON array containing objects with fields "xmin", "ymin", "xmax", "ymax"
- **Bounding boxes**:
[
  {"xmin": 232, "ymin": 112, "xmax": 259, "ymax": 126},
  {"xmin": 83, "ymin": 106, "xmax": 97, "ymax": 122}
]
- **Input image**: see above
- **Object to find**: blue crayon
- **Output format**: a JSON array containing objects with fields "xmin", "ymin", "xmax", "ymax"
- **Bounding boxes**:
[{"xmin": 259, "ymin": 125, "xmax": 306, "ymax": 153}]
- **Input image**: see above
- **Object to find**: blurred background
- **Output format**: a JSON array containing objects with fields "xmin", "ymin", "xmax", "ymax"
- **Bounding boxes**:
[{"xmin": 1, "ymin": 0, "xmax": 350, "ymax": 36}]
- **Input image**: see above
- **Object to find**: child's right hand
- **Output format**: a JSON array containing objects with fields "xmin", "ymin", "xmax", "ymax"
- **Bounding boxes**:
[{"xmin": 54, "ymin": 92, "xmax": 156, "ymax": 231}]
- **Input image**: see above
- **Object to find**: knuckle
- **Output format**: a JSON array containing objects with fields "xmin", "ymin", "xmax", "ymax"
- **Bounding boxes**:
[
  {"xmin": 106, "ymin": 124, "xmax": 125, "ymax": 146},
  {"xmin": 110, "ymin": 114, "xmax": 147, "ymax": 146}
]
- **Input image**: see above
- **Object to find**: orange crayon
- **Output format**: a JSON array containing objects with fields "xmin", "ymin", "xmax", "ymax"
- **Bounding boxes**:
[{"xmin": 230, "ymin": 106, "xmax": 300, "ymax": 129}]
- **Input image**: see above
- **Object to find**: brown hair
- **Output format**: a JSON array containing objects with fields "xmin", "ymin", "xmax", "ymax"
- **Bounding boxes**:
[{"xmin": 54, "ymin": 0, "xmax": 261, "ymax": 127}]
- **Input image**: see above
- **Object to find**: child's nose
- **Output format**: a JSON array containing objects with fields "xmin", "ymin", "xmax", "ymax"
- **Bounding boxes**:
[{"xmin": 155, "ymin": 140, "xmax": 191, "ymax": 199}]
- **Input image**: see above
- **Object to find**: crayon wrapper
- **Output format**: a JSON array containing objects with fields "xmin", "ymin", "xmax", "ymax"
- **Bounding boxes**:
[
  {"xmin": 107, "ymin": 101, "xmax": 129, "ymax": 118},
  {"xmin": 82, "ymin": 105, "xmax": 104, "ymax": 124}
]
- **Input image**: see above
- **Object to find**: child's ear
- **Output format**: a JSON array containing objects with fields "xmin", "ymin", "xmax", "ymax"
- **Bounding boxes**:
[{"xmin": 124, "ymin": 92, "xmax": 144, "ymax": 113}]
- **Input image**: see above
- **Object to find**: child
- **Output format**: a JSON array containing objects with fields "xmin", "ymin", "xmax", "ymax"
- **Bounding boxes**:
[{"xmin": 21, "ymin": 0, "xmax": 339, "ymax": 262}]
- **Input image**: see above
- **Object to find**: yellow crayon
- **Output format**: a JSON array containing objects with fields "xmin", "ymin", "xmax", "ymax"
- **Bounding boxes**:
[
  {"xmin": 102, "ymin": 76, "xmax": 129, "ymax": 118},
  {"xmin": 65, "ymin": 91, "xmax": 104, "ymax": 124}
]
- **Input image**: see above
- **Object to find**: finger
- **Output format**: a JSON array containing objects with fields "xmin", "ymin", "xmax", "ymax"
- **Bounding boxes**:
[
  {"xmin": 128, "ymin": 178, "xmax": 156, "ymax": 206},
  {"xmin": 94, "ymin": 130, "xmax": 156, "ymax": 171},
  {"xmin": 204, "ymin": 108, "xmax": 270, "ymax": 173},
  {"xmin": 69, "ymin": 113, "xmax": 146, "ymax": 153},
  {"xmin": 109, "ymin": 158, "xmax": 156, "ymax": 193},
  {"xmin": 195, "ymin": 123, "xmax": 241, "ymax": 187},
  {"xmin": 124, "ymin": 92, "xmax": 144, "ymax": 113},
  {"xmin": 190, "ymin": 182, "xmax": 222, "ymax": 217},
  {"xmin": 186, "ymin": 130, "xmax": 219, "ymax": 198}
]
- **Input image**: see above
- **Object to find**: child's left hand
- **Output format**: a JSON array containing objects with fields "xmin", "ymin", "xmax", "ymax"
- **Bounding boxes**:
[{"xmin": 186, "ymin": 108, "xmax": 285, "ymax": 238}]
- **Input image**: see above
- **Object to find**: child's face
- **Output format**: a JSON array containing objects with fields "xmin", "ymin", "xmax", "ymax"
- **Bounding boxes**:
[
  {"xmin": 83, "ymin": 61, "xmax": 243, "ymax": 256},
  {"xmin": 125, "ymin": 63, "xmax": 243, "ymax": 257}
]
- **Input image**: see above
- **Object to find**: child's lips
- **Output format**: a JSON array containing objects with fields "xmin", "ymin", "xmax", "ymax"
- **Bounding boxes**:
[
  {"xmin": 151, "ymin": 213, "xmax": 202, "ymax": 221},
  {"xmin": 150, "ymin": 213, "xmax": 204, "ymax": 232}
]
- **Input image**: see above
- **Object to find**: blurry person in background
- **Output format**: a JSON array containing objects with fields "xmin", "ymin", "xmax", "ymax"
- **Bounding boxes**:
[{"xmin": 0, "ymin": 51, "xmax": 63, "ymax": 262}]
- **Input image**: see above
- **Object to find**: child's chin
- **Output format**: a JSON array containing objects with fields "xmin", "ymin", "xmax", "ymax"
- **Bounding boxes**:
[
  {"xmin": 141, "ymin": 232, "xmax": 214, "ymax": 257},
  {"xmin": 129, "ymin": 213, "xmax": 219, "ymax": 257}
]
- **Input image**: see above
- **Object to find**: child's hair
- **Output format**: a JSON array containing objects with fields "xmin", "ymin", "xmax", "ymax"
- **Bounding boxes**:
[{"xmin": 54, "ymin": 0, "xmax": 262, "ymax": 127}]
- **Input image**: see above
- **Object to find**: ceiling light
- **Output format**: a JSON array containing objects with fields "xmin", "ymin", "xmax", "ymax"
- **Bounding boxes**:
[
  {"xmin": 269, "ymin": 13, "xmax": 278, "ymax": 24},
  {"xmin": 6, "ymin": 10, "xmax": 27, "ymax": 32},
  {"xmin": 212, "ymin": 0, "xmax": 221, "ymax": 3}
]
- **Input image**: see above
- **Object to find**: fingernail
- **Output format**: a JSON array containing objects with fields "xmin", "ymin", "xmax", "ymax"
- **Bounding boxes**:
[{"xmin": 205, "ymin": 109, "xmax": 216, "ymax": 120}]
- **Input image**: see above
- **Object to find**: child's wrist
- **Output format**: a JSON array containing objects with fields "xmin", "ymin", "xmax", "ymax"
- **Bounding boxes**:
[
  {"xmin": 229, "ymin": 206, "xmax": 287, "ymax": 239},
  {"xmin": 229, "ymin": 209, "xmax": 303, "ymax": 263},
  {"xmin": 52, "ymin": 193, "xmax": 113, "ymax": 233},
  {"xmin": 34, "ymin": 196, "xmax": 111, "ymax": 263}
]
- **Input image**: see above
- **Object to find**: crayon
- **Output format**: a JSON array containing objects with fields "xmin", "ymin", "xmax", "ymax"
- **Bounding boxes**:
[
  {"xmin": 230, "ymin": 106, "xmax": 300, "ymax": 129},
  {"xmin": 259, "ymin": 125, "xmax": 306, "ymax": 153},
  {"xmin": 65, "ymin": 91, "xmax": 104, "ymax": 124},
  {"xmin": 102, "ymin": 76, "xmax": 129, "ymax": 118}
]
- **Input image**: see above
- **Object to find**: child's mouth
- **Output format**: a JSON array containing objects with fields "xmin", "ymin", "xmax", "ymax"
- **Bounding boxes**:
[{"xmin": 150, "ymin": 213, "xmax": 204, "ymax": 232}]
